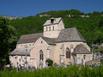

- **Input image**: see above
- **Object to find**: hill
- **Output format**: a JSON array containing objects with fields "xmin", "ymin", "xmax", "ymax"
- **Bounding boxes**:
[{"xmin": 8, "ymin": 9, "xmax": 103, "ymax": 45}]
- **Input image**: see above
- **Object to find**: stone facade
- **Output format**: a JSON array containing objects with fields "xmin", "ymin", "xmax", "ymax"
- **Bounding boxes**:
[{"xmin": 9, "ymin": 17, "xmax": 93, "ymax": 69}]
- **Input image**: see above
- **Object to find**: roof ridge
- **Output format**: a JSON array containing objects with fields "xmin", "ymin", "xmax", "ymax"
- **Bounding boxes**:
[{"xmin": 21, "ymin": 32, "xmax": 42, "ymax": 37}]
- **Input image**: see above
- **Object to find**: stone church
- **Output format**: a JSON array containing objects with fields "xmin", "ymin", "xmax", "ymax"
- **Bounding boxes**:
[{"xmin": 9, "ymin": 17, "xmax": 92, "ymax": 69}]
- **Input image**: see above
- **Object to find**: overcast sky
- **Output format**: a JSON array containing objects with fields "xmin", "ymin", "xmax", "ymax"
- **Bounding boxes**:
[{"xmin": 0, "ymin": 0, "xmax": 103, "ymax": 16}]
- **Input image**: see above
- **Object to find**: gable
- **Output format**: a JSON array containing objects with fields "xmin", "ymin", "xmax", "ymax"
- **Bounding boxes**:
[
  {"xmin": 33, "ymin": 37, "xmax": 52, "ymax": 47},
  {"xmin": 30, "ymin": 37, "xmax": 49, "ymax": 56}
]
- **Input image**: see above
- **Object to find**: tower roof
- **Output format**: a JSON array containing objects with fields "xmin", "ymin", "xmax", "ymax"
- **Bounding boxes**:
[
  {"xmin": 43, "ymin": 17, "xmax": 62, "ymax": 26},
  {"xmin": 73, "ymin": 44, "xmax": 91, "ymax": 54},
  {"xmin": 56, "ymin": 27, "xmax": 85, "ymax": 42}
]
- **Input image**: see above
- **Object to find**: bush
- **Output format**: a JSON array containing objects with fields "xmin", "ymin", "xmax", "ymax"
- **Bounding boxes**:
[{"xmin": 46, "ymin": 59, "xmax": 53, "ymax": 66}]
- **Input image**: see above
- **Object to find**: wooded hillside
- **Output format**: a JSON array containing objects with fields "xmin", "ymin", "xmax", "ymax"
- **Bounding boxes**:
[{"xmin": 8, "ymin": 9, "xmax": 103, "ymax": 45}]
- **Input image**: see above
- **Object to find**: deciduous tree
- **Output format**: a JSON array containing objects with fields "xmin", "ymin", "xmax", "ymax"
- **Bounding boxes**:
[{"xmin": 0, "ymin": 18, "xmax": 17, "ymax": 69}]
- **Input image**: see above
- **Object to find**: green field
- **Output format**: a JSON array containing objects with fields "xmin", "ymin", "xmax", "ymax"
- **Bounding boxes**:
[{"xmin": 0, "ymin": 66, "xmax": 103, "ymax": 77}]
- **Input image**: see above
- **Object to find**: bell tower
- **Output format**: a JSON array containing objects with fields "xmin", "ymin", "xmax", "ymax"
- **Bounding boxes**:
[{"xmin": 43, "ymin": 17, "xmax": 65, "ymax": 38}]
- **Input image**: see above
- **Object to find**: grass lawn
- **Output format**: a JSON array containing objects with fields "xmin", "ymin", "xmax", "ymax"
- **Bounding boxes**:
[{"xmin": 0, "ymin": 65, "xmax": 103, "ymax": 77}]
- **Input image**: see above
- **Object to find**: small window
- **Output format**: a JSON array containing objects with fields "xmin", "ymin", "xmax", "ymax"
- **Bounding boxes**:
[
  {"xmin": 41, "ymin": 41, "xmax": 43, "ymax": 43},
  {"xmin": 15, "ymin": 56, "xmax": 17, "ymax": 59},
  {"xmin": 24, "ymin": 57, "xmax": 27, "ymax": 60},
  {"xmin": 53, "ymin": 26, "xmax": 54, "ymax": 30},
  {"xmin": 66, "ymin": 48, "xmax": 71, "ymax": 58},
  {"xmin": 29, "ymin": 44, "xmax": 31, "ymax": 46},
  {"xmin": 19, "ymin": 59, "xmax": 21, "ymax": 62},
  {"xmin": 83, "ymin": 55, "xmax": 86, "ymax": 59},
  {"xmin": 49, "ymin": 27, "xmax": 51, "ymax": 31},
  {"xmin": 40, "ymin": 50, "xmax": 44, "ymax": 60}
]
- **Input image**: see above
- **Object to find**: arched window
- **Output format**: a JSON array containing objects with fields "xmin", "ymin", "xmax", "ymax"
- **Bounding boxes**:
[
  {"xmin": 40, "ymin": 50, "xmax": 44, "ymax": 60},
  {"xmin": 66, "ymin": 48, "xmax": 71, "ymax": 58}
]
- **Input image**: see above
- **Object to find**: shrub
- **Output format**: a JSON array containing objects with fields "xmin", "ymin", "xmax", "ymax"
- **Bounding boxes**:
[{"xmin": 46, "ymin": 59, "xmax": 53, "ymax": 66}]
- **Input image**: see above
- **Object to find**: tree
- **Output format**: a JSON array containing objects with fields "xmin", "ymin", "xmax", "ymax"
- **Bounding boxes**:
[
  {"xmin": 67, "ymin": 9, "xmax": 82, "ymax": 17},
  {"xmin": 0, "ymin": 18, "xmax": 17, "ymax": 69},
  {"xmin": 98, "ymin": 18, "xmax": 103, "ymax": 28}
]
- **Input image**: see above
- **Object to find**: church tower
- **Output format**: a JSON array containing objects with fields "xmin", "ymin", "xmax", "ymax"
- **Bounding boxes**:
[{"xmin": 43, "ymin": 17, "xmax": 65, "ymax": 38}]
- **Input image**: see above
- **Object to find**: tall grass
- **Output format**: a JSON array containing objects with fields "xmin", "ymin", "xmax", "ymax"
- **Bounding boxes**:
[{"xmin": 0, "ymin": 65, "xmax": 103, "ymax": 77}]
